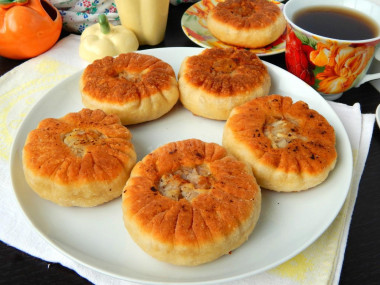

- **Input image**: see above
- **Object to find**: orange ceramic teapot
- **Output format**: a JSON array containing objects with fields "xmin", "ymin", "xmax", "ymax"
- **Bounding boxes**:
[{"xmin": 0, "ymin": 0, "xmax": 62, "ymax": 59}]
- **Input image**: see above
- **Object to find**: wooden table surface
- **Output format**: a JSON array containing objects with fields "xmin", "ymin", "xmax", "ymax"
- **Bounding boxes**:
[{"xmin": 1, "ymin": 3, "xmax": 379, "ymax": 285}]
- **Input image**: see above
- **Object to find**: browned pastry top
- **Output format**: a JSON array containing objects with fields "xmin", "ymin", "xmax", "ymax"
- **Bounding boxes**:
[
  {"xmin": 81, "ymin": 53, "xmax": 176, "ymax": 104},
  {"xmin": 211, "ymin": 0, "xmax": 283, "ymax": 30},
  {"xmin": 226, "ymin": 95, "xmax": 337, "ymax": 174},
  {"xmin": 123, "ymin": 139, "xmax": 260, "ymax": 245},
  {"xmin": 23, "ymin": 108, "xmax": 135, "ymax": 184},
  {"xmin": 181, "ymin": 48, "xmax": 269, "ymax": 97}
]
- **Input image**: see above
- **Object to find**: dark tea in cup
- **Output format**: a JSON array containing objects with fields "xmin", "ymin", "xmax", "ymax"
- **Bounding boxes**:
[{"xmin": 293, "ymin": 6, "xmax": 378, "ymax": 41}]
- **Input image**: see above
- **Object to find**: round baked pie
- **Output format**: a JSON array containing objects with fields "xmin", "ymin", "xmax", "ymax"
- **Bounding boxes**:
[
  {"xmin": 122, "ymin": 139, "xmax": 261, "ymax": 266},
  {"xmin": 178, "ymin": 48, "xmax": 271, "ymax": 120},
  {"xmin": 223, "ymin": 95, "xmax": 337, "ymax": 192},
  {"xmin": 80, "ymin": 52, "xmax": 179, "ymax": 125},
  {"xmin": 22, "ymin": 108, "xmax": 137, "ymax": 207},
  {"xmin": 207, "ymin": 0, "xmax": 286, "ymax": 48}
]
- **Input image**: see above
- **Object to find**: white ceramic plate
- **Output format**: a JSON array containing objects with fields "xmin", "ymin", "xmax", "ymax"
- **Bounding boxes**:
[
  {"xmin": 376, "ymin": 104, "xmax": 380, "ymax": 129},
  {"xmin": 10, "ymin": 47, "xmax": 352, "ymax": 284}
]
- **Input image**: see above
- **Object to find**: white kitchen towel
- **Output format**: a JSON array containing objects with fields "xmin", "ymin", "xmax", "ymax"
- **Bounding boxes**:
[{"xmin": 0, "ymin": 35, "xmax": 376, "ymax": 285}]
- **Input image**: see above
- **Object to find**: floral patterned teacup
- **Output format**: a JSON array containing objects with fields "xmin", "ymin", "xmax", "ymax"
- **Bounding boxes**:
[{"xmin": 283, "ymin": 0, "xmax": 380, "ymax": 100}]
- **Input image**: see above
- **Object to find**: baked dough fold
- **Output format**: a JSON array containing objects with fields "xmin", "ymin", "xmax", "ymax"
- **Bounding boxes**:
[
  {"xmin": 122, "ymin": 139, "xmax": 261, "ymax": 265},
  {"xmin": 207, "ymin": 0, "xmax": 286, "ymax": 48},
  {"xmin": 80, "ymin": 53, "xmax": 179, "ymax": 125},
  {"xmin": 223, "ymin": 95, "xmax": 337, "ymax": 192},
  {"xmin": 178, "ymin": 48, "xmax": 270, "ymax": 120},
  {"xmin": 23, "ymin": 108, "xmax": 137, "ymax": 207}
]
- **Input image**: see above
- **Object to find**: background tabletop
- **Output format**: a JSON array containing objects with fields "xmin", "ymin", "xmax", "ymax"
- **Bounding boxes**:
[{"xmin": 1, "ymin": 3, "xmax": 379, "ymax": 285}]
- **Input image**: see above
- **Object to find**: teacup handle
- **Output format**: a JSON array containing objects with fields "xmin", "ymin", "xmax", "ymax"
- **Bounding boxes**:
[{"xmin": 357, "ymin": 47, "xmax": 380, "ymax": 87}]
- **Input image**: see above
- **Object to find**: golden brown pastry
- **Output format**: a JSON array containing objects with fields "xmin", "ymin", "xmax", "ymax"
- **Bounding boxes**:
[
  {"xmin": 178, "ymin": 48, "xmax": 271, "ymax": 120},
  {"xmin": 80, "ymin": 53, "xmax": 179, "ymax": 125},
  {"xmin": 223, "ymin": 95, "xmax": 337, "ymax": 192},
  {"xmin": 207, "ymin": 0, "xmax": 286, "ymax": 48},
  {"xmin": 23, "ymin": 108, "xmax": 137, "ymax": 207},
  {"xmin": 122, "ymin": 139, "xmax": 261, "ymax": 266}
]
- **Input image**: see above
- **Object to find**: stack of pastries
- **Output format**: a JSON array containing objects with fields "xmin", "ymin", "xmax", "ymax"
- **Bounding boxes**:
[
  {"xmin": 22, "ymin": 46, "xmax": 337, "ymax": 266},
  {"xmin": 207, "ymin": 0, "xmax": 287, "ymax": 48}
]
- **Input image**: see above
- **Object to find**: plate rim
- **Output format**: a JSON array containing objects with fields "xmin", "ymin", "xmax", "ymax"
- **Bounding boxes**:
[
  {"xmin": 10, "ymin": 47, "xmax": 353, "ymax": 284},
  {"xmin": 376, "ymin": 104, "xmax": 380, "ymax": 129}
]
